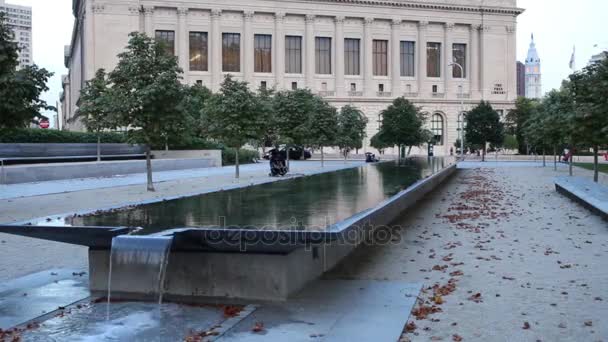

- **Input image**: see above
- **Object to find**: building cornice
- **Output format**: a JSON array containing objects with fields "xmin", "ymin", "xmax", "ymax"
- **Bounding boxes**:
[
  {"xmin": 297, "ymin": 0, "xmax": 524, "ymax": 16},
  {"xmin": 73, "ymin": 0, "xmax": 524, "ymax": 17}
]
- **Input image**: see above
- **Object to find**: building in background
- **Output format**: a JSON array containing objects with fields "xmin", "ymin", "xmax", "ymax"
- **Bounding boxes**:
[
  {"xmin": 61, "ymin": 0, "xmax": 522, "ymax": 155},
  {"xmin": 0, "ymin": 0, "xmax": 32, "ymax": 69},
  {"xmin": 524, "ymin": 33, "xmax": 541, "ymax": 99},
  {"xmin": 589, "ymin": 51, "xmax": 607, "ymax": 65},
  {"xmin": 516, "ymin": 61, "xmax": 525, "ymax": 97}
]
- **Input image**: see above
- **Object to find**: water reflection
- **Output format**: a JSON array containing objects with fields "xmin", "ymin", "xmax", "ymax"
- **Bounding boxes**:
[{"xmin": 66, "ymin": 158, "xmax": 450, "ymax": 233}]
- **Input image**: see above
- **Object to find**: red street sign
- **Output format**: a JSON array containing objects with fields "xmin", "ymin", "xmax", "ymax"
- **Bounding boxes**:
[{"xmin": 39, "ymin": 120, "xmax": 50, "ymax": 129}]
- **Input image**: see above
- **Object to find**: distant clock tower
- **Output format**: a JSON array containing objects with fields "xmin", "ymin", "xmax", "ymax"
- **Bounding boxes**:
[{"xmin": 525, "ymin": 34, "xmax": 542, "ymax": 99}]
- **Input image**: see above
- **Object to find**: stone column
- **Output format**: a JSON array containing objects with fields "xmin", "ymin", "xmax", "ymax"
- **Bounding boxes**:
[
  {"xmin": 417, "ymin": 21, "xmax": 428, "ymax": 95},
  {"xmin": 335, "ymin": 16, "xmax": 345, "ymax": 97},
  {"xmin": 444, "ymin": 22, "xmax": 454, "ymax": 95},
  {"xmin": 469, "ymin": 24, "xmax": 479, "ymax": 98},
  {"xmin": 363, "ymin": 17, "xmax": 374, "ymax": 97},
  {"xmin": 143, "ymin": 6, "xmax": 154, "ymax": 36},
  {"xmin": 479, "ymin": 25, "xmax": 488, "ymax": 99},
  {"xmin": 243, "ymin": 11, "xmax": 254, "ymax": 85},
  {"xmin": 275, "ymin": 12, "xmax": 286, "ymax": 89},
  {"xmin": 506, "ymin": 25, "xmax": 516, "ymax": 98},
  {"xmin": 177, "ymin": 8, "xmax": 189, "ymax": 74},
  {"xmin": 305, "ymin": 15, "xmax": 315, "ymax": 90},
  {"xmin": 391, "ymin": 19, "xmax": 401, "ymax": 96},
  {"xmin": 210, "ymin": 9, "xmax": 222, "ymax": 91}
]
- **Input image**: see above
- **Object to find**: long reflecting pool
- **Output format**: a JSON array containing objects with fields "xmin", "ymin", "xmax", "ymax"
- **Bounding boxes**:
[{"xmin": 58, "ymin": 158, "xmax": 451, "ymax": 233}]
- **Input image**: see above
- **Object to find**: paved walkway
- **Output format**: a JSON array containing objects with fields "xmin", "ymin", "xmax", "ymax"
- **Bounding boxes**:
[
  {"xmin": 328, "ymin": 162, "xmax": 608, "ymax": 341},
  {"xmin": 0, "ymin": 160, "xmax": 361, "ymax": 200}
]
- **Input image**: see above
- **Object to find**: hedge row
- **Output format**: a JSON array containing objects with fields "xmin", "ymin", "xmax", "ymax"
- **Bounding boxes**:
[
  {"xmin": 0, "ymin": 128, "xmax": 128, "ymax": 144},
  {"xmin": 0, "ymin": 128, "xmax": 259, "ymax": 166}
]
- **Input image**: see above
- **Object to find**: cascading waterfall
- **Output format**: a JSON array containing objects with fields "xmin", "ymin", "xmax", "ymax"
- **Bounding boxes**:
[{"xmin": 106, "ymin": 235, "xmax": 174, "ymax": 320}]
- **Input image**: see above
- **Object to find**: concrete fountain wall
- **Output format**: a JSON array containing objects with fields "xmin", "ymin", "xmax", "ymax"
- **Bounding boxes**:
[{"xmin": 87, "ymin": 163, "xmax": 457, "ymax": 302}]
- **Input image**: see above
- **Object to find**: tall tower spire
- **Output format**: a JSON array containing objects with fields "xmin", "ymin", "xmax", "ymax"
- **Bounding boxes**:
[{"xmin": 525, "ymin": 33, "xmax": 542, "ymax": 99}]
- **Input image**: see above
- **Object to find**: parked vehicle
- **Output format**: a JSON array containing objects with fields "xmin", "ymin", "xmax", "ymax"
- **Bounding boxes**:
[{"xmin": 263, "ymin": 146, "xmax": 311, "ymax": 161}]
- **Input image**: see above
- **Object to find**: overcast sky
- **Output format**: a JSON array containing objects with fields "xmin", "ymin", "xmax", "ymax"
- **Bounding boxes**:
[{"xmin": 7, "ymin": 0, "xmax": 608, "ymax": 126}]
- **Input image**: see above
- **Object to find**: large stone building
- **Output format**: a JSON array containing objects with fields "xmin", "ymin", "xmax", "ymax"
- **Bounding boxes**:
[
  {"xmin": 0, "ymin": 0, "xmax": 32, "ymax": 69},
  {"xmin": 516, "ymin": 61, "xmax": 525, "ymax": 97},
  {"xmin": 61, "ymin": 0, "xmax": 522, "ymax": 155}
]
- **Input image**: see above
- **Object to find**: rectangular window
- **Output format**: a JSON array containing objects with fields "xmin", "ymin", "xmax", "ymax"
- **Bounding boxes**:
[
  {"xmin": 222, "ymin": 33, "xmax": 241, "ymax": 72},
  {"xmin": 260, "ymin": 81, "xmax": 267, "ymax": 90},
  {"xmin": 315, "ymin": 37, "xmax": 332, "ymax": 75},
  {"xmin": 400, "ymin": 41, "xmax": 415, "ymax": 77},
  {"xmin": 378, "ymin": 84, "xmax": 384, "ymax": 92},
  {"xmin": 254, "ymin": 34, "xmax": 272, "ymax": 73},
  {"xmin": 373, "ymin": 40, "xmax": 388, "ymax": 76},
  {"xmin": 452, "ymin": 43, "xmax": 467, "ymax": 78},
  {"xmin": 285, "ymin": 36, "xmax": 302, "ymax": 74},
  {"xmin": 189, "ymin": 32, "xmax": 208, "ymax": 71},
  {"xmin": 344, "ymin": 38, "xmax": 360, "ymax": 75},
  {"xmin": 426, "ymin": 42, "xmax": 441, "ymax": 78},
  {"xmin": 155, "ymin": 30, "xmax": 175, "ymax": 56},
  {"xmin": 291, "ymin": 82, "xmax": 298, "ymax": 90}
]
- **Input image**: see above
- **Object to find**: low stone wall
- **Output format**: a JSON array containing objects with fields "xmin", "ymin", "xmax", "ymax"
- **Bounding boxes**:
[
  {"xmin": 1, "ymin": 158, "xmax": 218, "ymax": 184},
  {"xmin": 152, "ymin": 150, "xmax": 221, "ymax": 167},
  {"xmin": 555, "ymin": 177, "xmax": 608, "ymax": 221},
  {"xmin": 0, "ymin": 143, "xmax": 144, "ymax": 158}
]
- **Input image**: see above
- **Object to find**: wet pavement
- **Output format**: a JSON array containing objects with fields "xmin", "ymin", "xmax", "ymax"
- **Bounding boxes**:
[{"xmin": 0, "ymin": 269, "xmax": 89, "ymax": 330}]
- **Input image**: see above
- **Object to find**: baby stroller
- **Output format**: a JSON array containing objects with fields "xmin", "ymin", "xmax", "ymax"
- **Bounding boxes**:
[{"xmin": 269, "ymin": 149, "xmax": 288, "ymax": 177}]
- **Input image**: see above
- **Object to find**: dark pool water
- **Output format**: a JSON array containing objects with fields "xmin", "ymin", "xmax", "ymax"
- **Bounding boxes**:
[{"xmin": 64, "ymin": 158, "xmax": 450, "ymax": 233}]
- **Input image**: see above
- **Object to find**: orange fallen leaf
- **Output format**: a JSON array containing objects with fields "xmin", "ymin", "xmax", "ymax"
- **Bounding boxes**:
[
  {"xmin": 252, "ymin": 322, "xmax": 265, "ymax": 333},
  {"xmin": 522, "ymin": 322, "xmax": 530, "ymax": 329}
]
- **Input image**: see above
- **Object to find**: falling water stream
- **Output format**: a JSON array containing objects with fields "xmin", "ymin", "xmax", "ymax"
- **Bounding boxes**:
[{"xmin": 106, "ymin": 235, "xmax": 174, "ymax": 320}]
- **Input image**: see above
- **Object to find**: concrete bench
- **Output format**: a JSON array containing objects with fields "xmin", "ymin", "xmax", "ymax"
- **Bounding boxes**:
[
  {"xmin": 0, "ymin": 143, "xmax": 146, "ymax": 165},
  {"xmin": 555, "ymin": 177, "xmax": 608, "ymax": 221}
]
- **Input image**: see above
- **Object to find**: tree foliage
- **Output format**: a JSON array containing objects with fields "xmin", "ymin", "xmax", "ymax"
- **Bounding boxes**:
[
  {"xmin": 272, "ymin": 88, "xmax": 316, "ymax": 148},
  {"xmin": 505, "ymin": 97, "xmax": 539, "ymax": 154},
  {"xmin": 0, "ymin": 13, "xmax": 54, "ymax": 129},
  {"xmin": 374, "ymin": 97, "xmax": 429, "ymax": 156},
  {"xmin": 204, "ymin": 75, "xmax": 266, "ymax": 177},
  {"xmin": 465, "ymin": 101, "xmax": 504, "ymax": 161},
  {"xmin": 336, "ymin": 105, "xmax": 368, "ymax": 158}
]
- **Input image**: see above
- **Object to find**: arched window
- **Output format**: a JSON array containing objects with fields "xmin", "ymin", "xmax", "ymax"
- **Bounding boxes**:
[{"xmin": 431, "ymin": 113, "xmax": 444, "ymax": 145}]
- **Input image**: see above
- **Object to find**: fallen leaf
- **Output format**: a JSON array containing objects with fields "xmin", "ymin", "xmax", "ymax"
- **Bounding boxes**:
[
  {"xmin": 523, "ymin": 322, "xmax": 531, "ymax": 330},
  {"xmin": 252, "ymin": 322, "xmax": 265, "ymax": 333},
  {"xmin": 584, "ymin": 321, "xmax": 592, "ymax": 327},
  {"xmin": 405, "ymin": 321, "xmax": 417, "ymax": 333},
  {"xmin": 452, "ymin": 334, "xmax": 463, "ymax": 341}
]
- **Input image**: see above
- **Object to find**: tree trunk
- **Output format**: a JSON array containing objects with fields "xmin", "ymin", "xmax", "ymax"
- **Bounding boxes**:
[
  {"xmin": 482, "ymin": 146, "xmax": 486, "ymax": 162},
  {"xmin": 146, "ymin": 145, "xmax": 155, "ymax": 192},
  {"xmin": 321, "ymin": 147, "xmax": 325, "ymax": 168},
  {"xmin": 542, "ymin": 147, "xmax": 546, "ymax": 167},
  {"xmin": 553, "ymin": 145, "xmax": 557, "ymax": 171},
  {"xmin": 286, "ymin": 145, "xmax": 291, "ymax": 170},
  {"xmin": 97, "ymin": 135, "xmax": 101, "ymax": 162},
  {"xmin": 235, "ymin": 147, "xmax": 240, "ymax": 179},
  {"xmin": 593, "ymin": 145, "xmax": 599, "ymax": 183}
]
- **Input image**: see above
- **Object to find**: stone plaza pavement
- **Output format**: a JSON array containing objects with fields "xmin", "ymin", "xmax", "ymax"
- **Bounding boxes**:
[
  {"xmin": 0, "ymin": 160, "xmax": 363, "ymax": 282},
  {"xmin": 1, "ymin": 159, "xmax": 607, "ymax": 341},
  {"xmin": 329, "ymin": 161, "xmax": 608, "ymax": 341}
]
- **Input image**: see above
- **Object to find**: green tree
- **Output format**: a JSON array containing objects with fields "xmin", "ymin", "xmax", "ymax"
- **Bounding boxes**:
[
  {"xmin": 204, "ymin": 75, "xmax": 266, "ymax": 178},
  {"xmin": 0, "ymin": 13, "xmax": 54, "ymax": 129},
  {"xmin": 375, "ymin": 97, "xmax": 429, "ymax": 159},
  {"xmin": 537, "ymin": 89, "xmax": 570, "ymax": 170},
  {"xmin": 569, "ymin": 58, "xmax": 608, "ymax": 182},
  {"xmin": 108, "ymin": 32, "xmax": 186, "ymax": 191},
  {"xmin": 272, "ymin": 89, "xmax": 315, "ymax": 166},
  {"xmin": 308, "ymin": 97, "xmax": 338, "ymax": 167},
  {"xmin": 370, "ymin": 129, "xmax": 392, "ymax": 154},
  {"xmin": 76, "ymin": 69, "xmax": 117, "ymax": 161},
  {"xmin": 175, "ymin": 83, "xmax": 212, "ymax": 149},
  {"xmin": 506, "ymin": 97, "xmax": 539, "ymax": 154},
  {"xmin": 465, "ymin": 101, "xmax": 504, "ymax": 162},
  {"xmin": 336, "ymin": 105, "xmax": 368, "ymax": 160}
]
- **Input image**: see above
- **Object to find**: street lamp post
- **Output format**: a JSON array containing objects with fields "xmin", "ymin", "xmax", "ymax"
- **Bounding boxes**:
[{"xmin": 450, "ymin": 62, "xmax": 465, "ymax": 159}]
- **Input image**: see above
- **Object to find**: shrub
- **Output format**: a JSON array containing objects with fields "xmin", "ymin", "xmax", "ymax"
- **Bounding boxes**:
[{"xmin": 0, "ymin": 128, "xmax": 127, "ymax": 144}]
